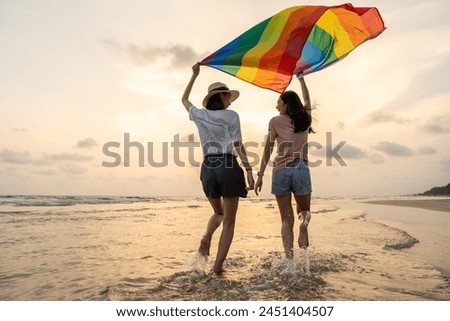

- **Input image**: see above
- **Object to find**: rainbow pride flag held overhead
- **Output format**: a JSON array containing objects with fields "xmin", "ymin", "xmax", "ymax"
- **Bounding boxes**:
[{"xmin": 200, "ymin": 3, "xmax": 385, "ymax": 93}]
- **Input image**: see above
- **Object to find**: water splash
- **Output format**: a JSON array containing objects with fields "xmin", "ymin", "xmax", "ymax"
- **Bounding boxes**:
[
  {"xmin": 116, "ymin": 251, "xmax": 333, "ymax": 300},
  {"xmin": 294, "ymin": 248, "xmax": 311, "ymax": 275},
  {"xmin": 303, "ymin": 248, "xmax": 311, "ymax": 275},
  {"xmin": 183, "ymin": 252, "xmax": 209, "ymax": 273}
]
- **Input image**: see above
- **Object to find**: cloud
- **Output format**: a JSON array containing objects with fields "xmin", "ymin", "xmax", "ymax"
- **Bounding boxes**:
[
  {"xmin": 58, "ymin": 164, "xmax": 88, "ymax": 175},
  {"xmin": 178, "ymin": 133, "xmax": 200, "ymax": 147},
  {"xmin": 0, "ymin": 149, "xmax": 94, "ymax": 165},
  {"xmin": 417, "ymin": 147, "xmax": 437, "ymax": 155},
  {"xmin": 34, "ymin": 169, "xmax": 59, "ymax": 176},
  {"xmin": 373, "ymin": 141, "xmax": 414, "ymax": 157},
  {"xmin": 366, "ymin": 153, "xmax": 385, "ymax": 164},
  {"xmin": 0, "ymin": 149, "xmax": 33, "ymax": 164},
  {"xmin": 370, "ymin": 1, "xmax": 449, "ymax": 117},
  {"xmin": 337, "ymin": 122, "xmax": 345, "ymax": 130},
  {"xmin": 420, "ymin": 124, "xmax": 450, "ymax": 134},
  {"xmin": 40, "ymin": 153, "xmax": 94, "ymax": 163},
  {"xmin": 367, "ymin": 111, "xmax": 410, "ymax": 125},
  {"xmin": 76, "ymin": 138, "xmax": 98, "ymax": 149},
  {"xmin": 309, "ymin": 143, "xmax": 384, "ymax": 165},
  {"xmin": 338, "ymin": 144, "xmax": 366, "ymax": 159},
  {"xmin": 100, "ymin": 38, "xmax": 205, "ymax": 68},
  {"xmin": 380, "ymin": 57, "xmax": 449, "ymax": 114},
  {"xmin": 339, "ymin": 144, "xmax": 385, "ymax": 164},
  {"xmin": 11, "ymin": 128, "xmax": 29, "ymax": 133}
]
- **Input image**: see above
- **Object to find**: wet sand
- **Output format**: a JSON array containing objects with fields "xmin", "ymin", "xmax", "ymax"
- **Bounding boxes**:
[
  {"xmin": 364, "ymin": 197, "xmax": 450, "ymax": 213},
  {"xmin": 1, "ymin": 196, "xmax": 449, "ymax": 301},
  {"xmin": 107, "ymin": 197, "xmax": 450, "ymax": 301}
]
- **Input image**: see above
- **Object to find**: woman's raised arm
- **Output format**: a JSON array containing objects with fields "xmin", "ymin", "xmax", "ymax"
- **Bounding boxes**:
[
  {"xmin": 298, "ymin": 76, "xmax": 311, "ymax": 114},
  {"xmin": 181, "ymin": 63, "xmax": 200, "ymax": 112}
]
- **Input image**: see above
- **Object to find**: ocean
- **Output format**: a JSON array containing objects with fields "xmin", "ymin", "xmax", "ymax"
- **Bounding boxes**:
[{"xmin": 0, "ymin": 195, "xmax": 449, "ymax": 301}]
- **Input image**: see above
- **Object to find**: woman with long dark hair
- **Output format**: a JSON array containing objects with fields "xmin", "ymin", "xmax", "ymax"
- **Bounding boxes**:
[
  {"xmin": 182, "ymin": 63, "xmax": 255, "ymax": 274},
  {"xmin": 255, "ymin": 75, "xmax": 313, "ymax": 259}
]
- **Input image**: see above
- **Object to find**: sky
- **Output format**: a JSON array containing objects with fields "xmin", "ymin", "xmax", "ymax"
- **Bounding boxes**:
[{"xmin": 0, "ymin": 0, "xmax": 449, "ymax": 197}]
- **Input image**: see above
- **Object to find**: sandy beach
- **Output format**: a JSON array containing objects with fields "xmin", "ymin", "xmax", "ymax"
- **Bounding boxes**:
[
  {"xmin": 158, "ymin": 196, "xmax": 450, "ymax": 301},
  {"xmin": 364, "ymin": 197, "xmax": 450, "ymax": 213},
  {"xmin": 0, "ymin": 195, "xmax": 449, "ymax": 301}
]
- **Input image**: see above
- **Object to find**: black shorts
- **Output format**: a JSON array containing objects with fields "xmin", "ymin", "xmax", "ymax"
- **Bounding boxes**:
[{"xmin": 200, "ymin": 154, "xmax": 247, "ymax": 199}]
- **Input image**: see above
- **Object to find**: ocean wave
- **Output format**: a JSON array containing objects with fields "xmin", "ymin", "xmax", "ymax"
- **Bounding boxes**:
[
  {"xmin": 313, "ymin": 206, "xmax": 340, "ymax": 214},
  {"xmin": 340, "ymin": 213, "xmax": 420, "ymax": 250},
  {"xmin": 0, "ymin": 195, "xmax": 161, "ymax": 207},
  {"xmin": 383, "ymin": 228, "xmax": 420, "ymax": 250}
]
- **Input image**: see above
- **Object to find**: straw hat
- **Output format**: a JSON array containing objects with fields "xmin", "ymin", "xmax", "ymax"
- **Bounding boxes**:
[{"xmin": 202, "ymin": 82, "xmax": 240, "ymax": 107}]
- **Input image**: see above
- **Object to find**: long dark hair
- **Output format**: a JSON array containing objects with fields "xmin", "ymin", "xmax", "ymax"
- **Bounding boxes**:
[
  {"xmin": 280, "ymin": 90, "xmax": 312, "ymax": 133},
  {"xmin": 206, "ymin": 94, "xmax": 225, "ymax": 110}
]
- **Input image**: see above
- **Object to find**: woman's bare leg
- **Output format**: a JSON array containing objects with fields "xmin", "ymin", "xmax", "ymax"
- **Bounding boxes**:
[
  {"xmin": 198, "ymin": 198, "xmax": 223, "ymax": 256},
  {"xmin": 275, "ymin": 194, "xmax": 295, "ymax": 259},
  {"xmin": 213, "ymin": 196, "xmax": 239, "ymax": 274},
  {"xmin": 294, "ymin": 193, "xmax": 311, "ymax": 249}
]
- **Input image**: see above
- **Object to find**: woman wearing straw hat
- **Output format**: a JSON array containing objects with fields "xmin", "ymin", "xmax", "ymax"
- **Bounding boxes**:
[{"xmin": 182, "ymin": 62, "xmax": 254, "ymax": 274}]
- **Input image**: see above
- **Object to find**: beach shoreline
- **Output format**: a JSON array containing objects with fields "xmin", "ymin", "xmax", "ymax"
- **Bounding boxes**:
[
  {"xmin": 1, "ymin": 195, "xmax": 449, "ymax": 300},
  {"xmin": 363, "ymin": 197, "xmax": 450, "ymax": 213}
]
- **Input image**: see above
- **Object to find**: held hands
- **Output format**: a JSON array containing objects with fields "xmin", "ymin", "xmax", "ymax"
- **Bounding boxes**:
[
  {"xmin": 246, "ymin": 171, "xmax": 255, "ymax": 191},
  {"xmin": 254, "ymin": 175, "xmax": 263, "ymax": 196}
]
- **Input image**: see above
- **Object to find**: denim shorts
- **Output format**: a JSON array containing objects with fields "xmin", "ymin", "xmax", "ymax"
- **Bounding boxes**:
[
  {"xmin": 200, "ymin": 154, "xmax": 248, "ymax": 199},
  {"xmin": 271, "ymin": 158, "xmax": 312, "ymax": 196}
]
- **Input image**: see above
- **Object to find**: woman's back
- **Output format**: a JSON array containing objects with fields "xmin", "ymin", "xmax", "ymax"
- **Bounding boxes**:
[
  {"xmin": 269, "ymin": 114, "xmax": 309, "ymax": 171},
  {"xmin": 189, "ymin": 106, "xmax": 242, "ymax": 156}
]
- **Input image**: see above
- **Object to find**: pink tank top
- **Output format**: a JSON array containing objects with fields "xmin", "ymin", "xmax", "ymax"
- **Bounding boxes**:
[{"xmin": 269, "ymin": 115, "xmax": 308, "ymax": 171}]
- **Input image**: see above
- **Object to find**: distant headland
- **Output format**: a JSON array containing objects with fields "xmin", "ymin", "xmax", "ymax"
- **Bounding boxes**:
[{"xmin": 420, "ymin": 183, "xmax": 450, "ymax": 196}]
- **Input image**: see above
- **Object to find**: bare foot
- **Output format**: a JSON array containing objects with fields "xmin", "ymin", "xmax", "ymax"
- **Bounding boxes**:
[
  {"xmin": 298, "ymin": 222, "xmax": 309, "ymax": 249},
  {"xmin": 213, "ymin": 266, "xmax": 225, "ymax": 275},
  {"xmin": 198, "ymin": 237, "xmax": 211, "ymax": 256},
  {"xmin": 298, "ymin": 211, "xmax": 311, "ymax": 249}
]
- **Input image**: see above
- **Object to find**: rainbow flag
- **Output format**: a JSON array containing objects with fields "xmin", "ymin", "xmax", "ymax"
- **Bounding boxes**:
[{"xmin": 200, "ymin": 4, "xmax": 385, "ymax": 93}]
